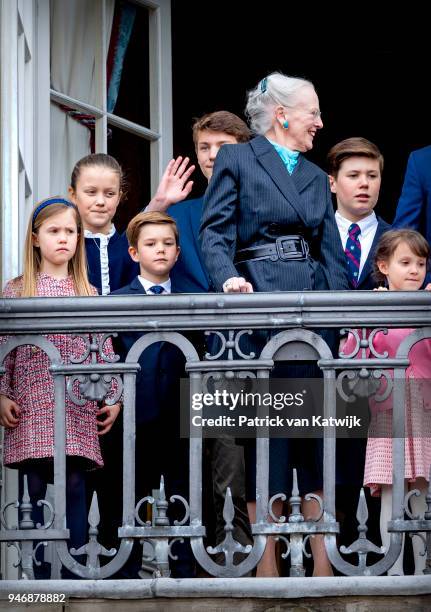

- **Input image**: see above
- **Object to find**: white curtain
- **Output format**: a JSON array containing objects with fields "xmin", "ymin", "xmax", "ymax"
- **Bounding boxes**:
[{"xmin": 50, "ymin": 0, "xmax": 115, "ymax": 196}]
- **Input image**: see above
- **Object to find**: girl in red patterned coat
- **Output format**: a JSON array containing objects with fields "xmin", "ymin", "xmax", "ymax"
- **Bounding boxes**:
[{"xmin": 0, "ymin": 197, "xmax": 121, "ymax": 576}]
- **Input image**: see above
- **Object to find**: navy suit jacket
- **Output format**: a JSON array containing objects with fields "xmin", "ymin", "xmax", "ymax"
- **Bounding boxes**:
[
  {"xmin": 110, "ymin": 277, "xmax": 186, "ymax": 425},
  {"xmin": 168, "ymin": 198, "xmax": 210, "ymax": 293},
  {"xmin": 85, "ymin": 230, "xmax": 139, "ymax": 294},
  {"xmin": 393, "ymin": 145, "xmax": 431, "ymax": 243},
  {"xmin": 355, "ymin": 217, "xmax": 391, "ymax": 290},
  {"xmin": 199, "ymin": 135, "xmax": 349, "ymax": 292}
]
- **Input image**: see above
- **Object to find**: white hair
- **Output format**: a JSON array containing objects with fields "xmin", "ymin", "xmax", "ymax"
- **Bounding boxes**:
[{"xmin": 245, "ymin": 72, "xmax": 315, "ymax": 135}]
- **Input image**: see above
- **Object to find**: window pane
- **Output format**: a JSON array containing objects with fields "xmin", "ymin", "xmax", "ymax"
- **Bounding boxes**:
[
  {"xmin": 107, "ymin": 1, "xmax": 150, "ymax": 126},
  {"xmin": 108, "ymin": 126, "xmax": 151, "ymax": 232}
]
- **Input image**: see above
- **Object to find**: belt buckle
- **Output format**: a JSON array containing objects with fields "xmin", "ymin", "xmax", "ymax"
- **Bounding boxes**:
[{"xmin": 276, "ymin": 235, "xmax": 309, "ymax": 260}]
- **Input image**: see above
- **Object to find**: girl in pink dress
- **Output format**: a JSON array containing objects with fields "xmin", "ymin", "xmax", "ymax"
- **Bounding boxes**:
[
  {"xmin": 344, "ymin": 229, "xmax": 431, "ymax": 575},
  {"xmin": 0, "ymin": 197, "xmax": 121, "ymax": 575}
]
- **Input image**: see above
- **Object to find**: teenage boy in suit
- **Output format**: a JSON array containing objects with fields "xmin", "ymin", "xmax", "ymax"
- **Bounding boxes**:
[
  {"xmin": 327, "ymin": 137, "xmax": 391, "ymax": 290},
  {"xmin": 327, "ymin": 138, "xmax": 390, "ymax": 552},
  {"xmin": 147, "ymin": 111, "xmax": 251, "ymax": 292},
  {"xmin": 111, "ymin": 211, "xmax": 193, "ymax": 577}
]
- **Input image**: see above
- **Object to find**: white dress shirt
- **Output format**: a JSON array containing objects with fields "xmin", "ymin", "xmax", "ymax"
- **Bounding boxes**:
[
  {"xmin": 138, "ymin": 276, "xmax": 171, "ymax": 294},
  {"xmin": 335, "ymin": 211, "xmax": 378, "ymax": 278},
  {"xmin": 84, "ymin": 224, "xmax": 116, "ymax": 295}
]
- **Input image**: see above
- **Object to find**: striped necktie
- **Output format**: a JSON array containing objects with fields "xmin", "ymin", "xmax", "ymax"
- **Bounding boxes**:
[
  {"xmin": 345, "ymin": 223, "xmax": 361, "ymax": 287},
  {"xmin": 149, "ymin": 285, "xmax": 165, "ymax": 294}
]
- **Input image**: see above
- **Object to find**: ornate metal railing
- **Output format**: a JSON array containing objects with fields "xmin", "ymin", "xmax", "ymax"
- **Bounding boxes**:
[{"xmin": 0, "ymin": 291, "xmax": 430, "ymax": 579}]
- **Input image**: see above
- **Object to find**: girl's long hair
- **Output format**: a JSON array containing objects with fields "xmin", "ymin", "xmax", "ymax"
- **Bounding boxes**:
[{"xmin": 20, "ymin": 198, "xmax": 93, "ymax": 297}]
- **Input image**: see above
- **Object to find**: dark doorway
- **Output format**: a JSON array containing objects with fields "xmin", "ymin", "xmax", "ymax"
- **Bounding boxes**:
[{"xmin": 171, "ymin": 0, "xmax": 430, "ymax": 222}]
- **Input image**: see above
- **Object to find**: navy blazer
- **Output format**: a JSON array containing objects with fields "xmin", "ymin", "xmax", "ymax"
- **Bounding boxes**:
[
  {"xmin": 111, "ymin": 277, "xmax": 186, "ymax": 425},
  {"xmin": 355, "ymin": 216, "xmax": 391, "ymax": 290},
  {"xmin": 168, "ymin": 198, "xmax": 210, "ymax": 293},
  {"xmin": 85, "ymin": 230, "xmax": 139, "ymax": 294},
  {"xmin": 393, "ymin": 145, "xmax": 431, "ymax": 243},
  {"xmin": 199, "ymin": 135, "xmax": 349, "ymax": 292}
]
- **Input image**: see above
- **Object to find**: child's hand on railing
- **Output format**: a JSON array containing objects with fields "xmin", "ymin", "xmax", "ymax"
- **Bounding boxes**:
[
  {"xmin": 96, "ymin": 402, "xmax": 122, "ymax": 436},
  {"xmin": 0, "ymin": 394, "xmax": 21, "ymax": 428}
]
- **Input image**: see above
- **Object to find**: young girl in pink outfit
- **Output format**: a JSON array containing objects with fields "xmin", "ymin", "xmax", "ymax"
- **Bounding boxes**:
[
  {"xmin": 344, "ymin": 228, "xmax": 431, "ymax": 575},
  {"xmin": 0, "ymin": 197, "xmax": 121, "ymax": 575}
]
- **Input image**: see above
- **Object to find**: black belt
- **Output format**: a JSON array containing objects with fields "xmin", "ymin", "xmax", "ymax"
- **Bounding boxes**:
[{"xmin": 234, "ymin": 235, "xmax": 310, "ymax": 264}]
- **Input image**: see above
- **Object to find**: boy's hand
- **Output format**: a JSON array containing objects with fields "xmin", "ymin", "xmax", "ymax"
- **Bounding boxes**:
[
  {"xmin": 373, "ymin": 286, "xmax": 388, "ymax": 291},
  {"xmin": 0, "ymin": 394, "xmax": 21, "ymax": 428},
  {"xmin": 147, "ymin": 156, "xmax": 195, "ymax": 212},
  {"xmin": 97, "ymin": 402, "xmax": 122, "ymax": 436}
]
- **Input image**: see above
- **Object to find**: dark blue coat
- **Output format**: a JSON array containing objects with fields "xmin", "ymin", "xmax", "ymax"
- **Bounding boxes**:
[
  {"xmin": 355, "ymin": 217, "xmax": 391, "ymax": 290},
  {"xmin": 169, "ymin": 198, "xmax": 210, "ymax": 293},
  {"xmin": 393, "ymin": 145, "xmax": 431, "ymax": 243},
  {"xmin": 110, "ymin": 277, "xmax": 186, "ymax": 425},
  {"xmin": 85, "ymin": 230, "xmax": 139, "ymax": 294},
  {"xmin": 199, "ymin": 135, "xmax": 349, "ymax": 292}
]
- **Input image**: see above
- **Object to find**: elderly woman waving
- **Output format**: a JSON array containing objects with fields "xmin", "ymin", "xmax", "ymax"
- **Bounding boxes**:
[{"xmin": 199, "ymin": 73, "xmax": 349, "ymax": 577}]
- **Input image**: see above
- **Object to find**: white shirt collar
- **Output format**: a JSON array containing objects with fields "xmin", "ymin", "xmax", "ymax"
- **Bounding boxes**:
[
  {"xmin": 335, "ymin": 211, "xmax": 377, "ymax": 237},
  {"xmin": 84, "ymin": 224, "xmax": 116, "ymax": 240},
  {"xmin": 138, "ymin": 276, "xmax": 171, "ymax": 294}
]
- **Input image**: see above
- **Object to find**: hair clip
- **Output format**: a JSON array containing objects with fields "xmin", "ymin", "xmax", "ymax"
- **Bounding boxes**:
[{"xmin": 260, "ymin": 77, "xmax": 268, "ymax": 94}]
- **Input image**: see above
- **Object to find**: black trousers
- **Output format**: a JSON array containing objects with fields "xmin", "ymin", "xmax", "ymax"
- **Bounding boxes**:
[{"xmin": 208, "ymin": 437, "xmax": 252, "ymax": 563}]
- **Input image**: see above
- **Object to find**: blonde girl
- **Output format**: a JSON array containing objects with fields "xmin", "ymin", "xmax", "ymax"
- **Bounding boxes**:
[{"xmin": 0, "ymin": 197, "xmax": 121, "ymax": 576}]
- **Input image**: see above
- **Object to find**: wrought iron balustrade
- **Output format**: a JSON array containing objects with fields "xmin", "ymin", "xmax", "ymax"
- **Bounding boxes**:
[{"xmin": 0, "ymin": 291, "xmax": 430, "ymax": 579}]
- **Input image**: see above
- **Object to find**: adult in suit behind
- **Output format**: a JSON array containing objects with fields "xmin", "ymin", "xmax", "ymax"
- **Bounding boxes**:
[
  {"xmin": 393, "ymin": 145, "xmax": 431, "ymax": 243},
  {"xmin": 327, "ymin": 137, "xmax": 391, "ymax": 291},
  {"xmin": 200, "ymin": 72, "xmax": 349, "ymax": 576},
  {"xmin": 393, "ymin": 145, "xmax": 431, "ymax": 285}
]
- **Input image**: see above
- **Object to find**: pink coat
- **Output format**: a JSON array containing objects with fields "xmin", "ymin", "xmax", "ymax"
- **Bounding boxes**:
[
  {"xmin": 343, "ymin": 327, "xmax": 431, "ymax": 494},
  {"xmin": 343, "ymin": 327, "xmax": 431, "ymax": 413},
  {"xmin": 0, "ymin": 274, "xmax": 118, "ymax": 467}
]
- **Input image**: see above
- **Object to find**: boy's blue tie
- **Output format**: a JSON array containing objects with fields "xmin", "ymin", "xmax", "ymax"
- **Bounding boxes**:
[
  {"xmin": 345, "ymin": 223, "xmax": 361, "ymax": 287},
  {"xmin": 149, "ymin": 285, "xmax": 165, "ymax": 294}
]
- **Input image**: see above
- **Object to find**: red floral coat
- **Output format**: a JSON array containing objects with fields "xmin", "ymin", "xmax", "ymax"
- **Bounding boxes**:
[{"xmin": 0, "ymin": 274, "xmax": 118, "ymax": 467}]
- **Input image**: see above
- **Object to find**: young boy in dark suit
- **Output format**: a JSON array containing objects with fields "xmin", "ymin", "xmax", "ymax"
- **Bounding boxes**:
[{"xmin": 111, "ymin": 211, "xmax": 193, "ymax": 577}]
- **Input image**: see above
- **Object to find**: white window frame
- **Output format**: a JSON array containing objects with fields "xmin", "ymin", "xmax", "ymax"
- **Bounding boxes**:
[
  {"xmin": 0, "ymin": 0, "xmax": 172, "ymax": 579},
  {"xmin": 48, "ymin": 0, "xmax": 172, "ymax": 195}
]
